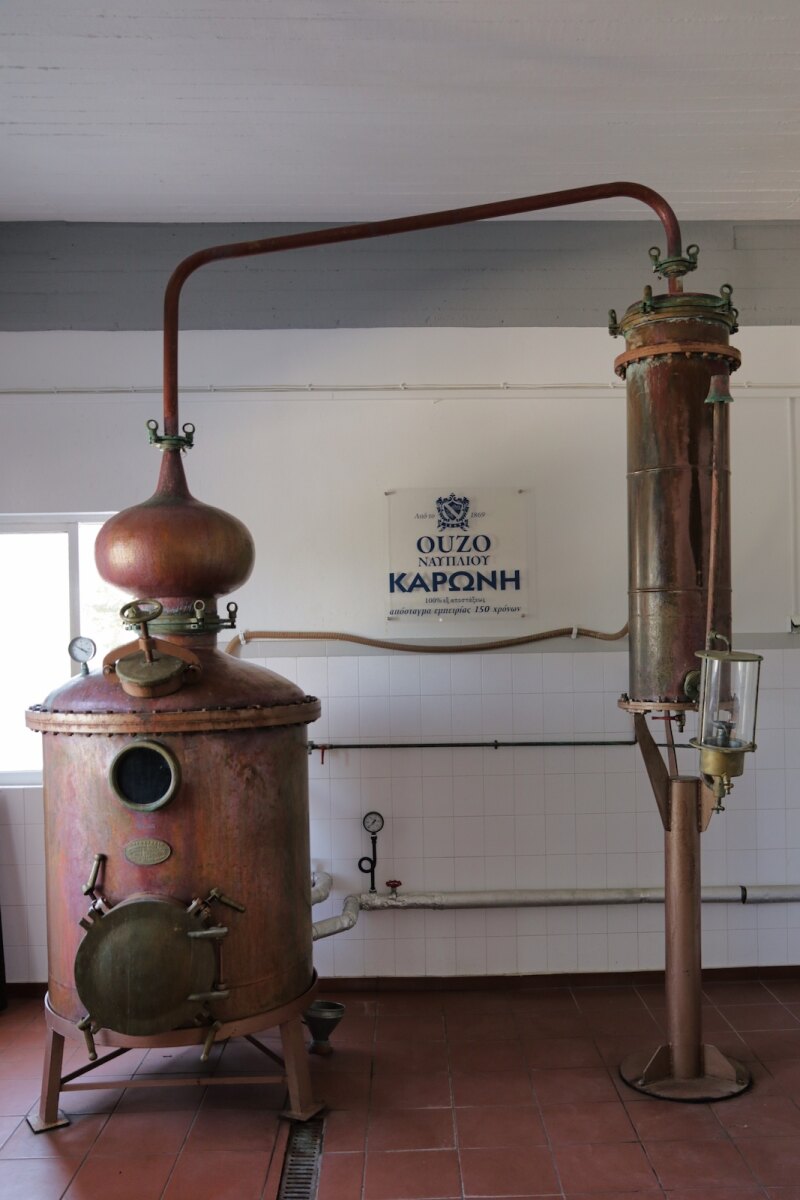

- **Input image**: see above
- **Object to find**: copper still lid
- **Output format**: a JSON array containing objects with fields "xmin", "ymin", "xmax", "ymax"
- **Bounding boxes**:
[{"xmin": 27, "ymin": 648, "xmax": 320, "ymax": 733}]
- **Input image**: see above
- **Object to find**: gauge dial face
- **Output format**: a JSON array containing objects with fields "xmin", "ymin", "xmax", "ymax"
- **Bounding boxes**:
[
  {"xmin": 68, "ymin": 635, "xmax": 97, "ymax": 664},
  {"xmin": 363, "ymin": 811, "xmax": 384, "ymax": 834}
]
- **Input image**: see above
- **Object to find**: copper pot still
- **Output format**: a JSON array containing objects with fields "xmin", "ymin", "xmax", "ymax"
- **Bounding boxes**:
[
  {"xmin": 25, "ymin": 180, "xmax": 736, "ymax": 1119},
  {"xmin": 25, "ymin": 181, "xmax": 688, "ymax": 1063},
  {"xmin": 27, "ymin": 446, "xmax": 321, "ymax": 1055}
]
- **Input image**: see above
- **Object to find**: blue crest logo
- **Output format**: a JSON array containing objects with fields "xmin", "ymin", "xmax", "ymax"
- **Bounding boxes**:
[{"xmin": 436, "ymin": 492, "xmax": 470, "ymax": 531}]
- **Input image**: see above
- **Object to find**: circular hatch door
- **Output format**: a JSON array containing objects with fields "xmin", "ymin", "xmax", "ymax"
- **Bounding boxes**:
[{"xmin": 75, "ymin": 896, "xmax": 217, "ymax": 1037}]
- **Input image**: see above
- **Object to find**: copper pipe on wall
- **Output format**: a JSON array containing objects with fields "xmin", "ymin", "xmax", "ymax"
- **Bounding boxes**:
[
  {"xmin": 705, "ymin": 401, "xmax": 722, "ymax": 644},
  {"xmin": 162, "ymin": 181, "xmax": 683, "ymax": 434},
  {"xmin": 225, "ymin": 624, "xmax": 629, "ymax": 656},
  {"xmin": 705, "ymin": 381, "xmax": 731, "ymax": 647}
]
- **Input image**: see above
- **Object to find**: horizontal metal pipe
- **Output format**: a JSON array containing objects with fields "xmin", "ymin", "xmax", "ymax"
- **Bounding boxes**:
[
  {"xmin": 358, "ymin": 887, "xmax": 755, "ymax": 910},
  {"xmin": 310, "ymin": 740, "xmax": 637, "ymax": 752},
  {"xmin": 311, "ymin": 883, "xmax": 800, "ymax": 940},
  {"xmin": 3, "ymin": 382, "xmax": 794, "ymax": 398},
  {"xmin": 308, "ymin": 739, "xmax": 694, "ymax": 761},
  {"xmin": 2, "ymin": 382, "xmax": 631, "ymax": 397}
]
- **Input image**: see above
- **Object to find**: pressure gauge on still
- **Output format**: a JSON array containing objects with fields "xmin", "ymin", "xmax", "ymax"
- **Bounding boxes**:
[
  {"xmin": 68, "ymin": 636, "xmax": 97, "ymax": 676},
  {"xmin": 363, "ymin": 811, "xmax": 384, "ymax": 834}
]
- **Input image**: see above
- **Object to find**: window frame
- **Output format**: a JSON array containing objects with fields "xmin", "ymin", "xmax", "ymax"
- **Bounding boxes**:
[{"xmin": 0, "ymin": 512, "xmax": 113, "ymax": 785}]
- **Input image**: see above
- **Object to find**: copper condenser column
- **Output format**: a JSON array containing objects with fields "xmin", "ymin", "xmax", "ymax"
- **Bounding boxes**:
[{"xmin": 613, "ymin": 257, "xmax": 749, "ymax": 1100}]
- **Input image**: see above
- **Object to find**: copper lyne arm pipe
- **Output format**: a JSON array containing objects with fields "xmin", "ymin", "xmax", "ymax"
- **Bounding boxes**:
[{"xmin": 162, "ymin": 180, "xmax": 683, "ymax": 434}]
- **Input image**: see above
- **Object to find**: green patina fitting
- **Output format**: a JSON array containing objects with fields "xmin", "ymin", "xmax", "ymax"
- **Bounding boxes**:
[
  {"xmin": 122, "ymin": 599, "xmax": 239, "ymax": 637},
  {"xmin": 649, "ymin": 242, "xmax": 700, "ymax": 280},
  {"xmin": 146, "ymin": 418, "xmax": 195, "ymax": 452},
  {"xmin": 609, "ymin": 245, "xmax": 739, "ymax": 339},
  {"xmin": 704, "ymin": 375, "xmax": 734, "ymax": 405},
  {"xmin": 122, "ymin": 600, "xmax": 239, "ymax": 638},
  {"xmin": 615, "ymin": 282, "xmax": 739, "ymax": 339}
]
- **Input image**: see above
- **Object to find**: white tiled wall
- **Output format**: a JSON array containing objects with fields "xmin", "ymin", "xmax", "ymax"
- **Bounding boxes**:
[
  {"xmin": 3, "ymin": 644, "xmax": 799, "ymax": 983},
  {"xmin": 283, "ymin": 642, "xmax": 800, "ymax": 978},
  {"xmin": 0, "ymin": 785, "xmax": 46, "ymax": 983}
]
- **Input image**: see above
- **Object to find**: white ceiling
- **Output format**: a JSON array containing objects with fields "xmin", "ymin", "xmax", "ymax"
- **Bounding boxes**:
[{"xmin": 2, "ymin": 1, "xmax": 800, "ymax": 223}]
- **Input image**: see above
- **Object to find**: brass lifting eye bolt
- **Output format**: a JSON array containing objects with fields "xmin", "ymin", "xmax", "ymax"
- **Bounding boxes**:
[{"xmin": 146, "ymin": 418, "xmax": 195, "ymax": 452}]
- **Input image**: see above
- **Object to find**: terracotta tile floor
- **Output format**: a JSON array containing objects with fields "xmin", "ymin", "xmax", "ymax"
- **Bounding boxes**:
[{"xmin": 4, "ymin": 979, "xmax": 800, "ymax": 1197}]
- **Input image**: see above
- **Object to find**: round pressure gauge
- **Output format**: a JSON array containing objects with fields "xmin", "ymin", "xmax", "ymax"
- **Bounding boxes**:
[
  {"xmin": 363, "ymin": 811, "xmax": 384, "ymax": 834},
  {"xmin": 68, "ymin": 636, "xmax": 97, "ymax": 671}
]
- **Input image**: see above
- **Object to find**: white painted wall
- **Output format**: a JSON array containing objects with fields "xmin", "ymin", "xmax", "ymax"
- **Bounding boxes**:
[
  {"xmin": 1, "ymin": 326, "xmax": 799, "ymax": 980},
  {"xmin": 2, "ymin": 327, "xmax": 799, "ymax": 636}
]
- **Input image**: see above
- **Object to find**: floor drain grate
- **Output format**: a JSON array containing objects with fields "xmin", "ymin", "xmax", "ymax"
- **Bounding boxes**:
[{"xmin": 277, "ymin": 1117, "xmax": 325, "ymax": 1200}]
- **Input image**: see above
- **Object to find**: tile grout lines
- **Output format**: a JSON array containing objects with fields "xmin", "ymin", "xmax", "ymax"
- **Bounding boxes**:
[{"xmin": 8, "ymin": 983, "xmax": 800, "ymax": 1197}]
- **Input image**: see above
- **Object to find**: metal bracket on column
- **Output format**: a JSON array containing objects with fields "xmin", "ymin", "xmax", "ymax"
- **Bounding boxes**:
[
  {"xmin": 634, "ymin": 712, "xmax": 670, "ymax": 829},
  {"xmin": 698, "ymin": 780, "xmax": 718, "ymax": 833}
]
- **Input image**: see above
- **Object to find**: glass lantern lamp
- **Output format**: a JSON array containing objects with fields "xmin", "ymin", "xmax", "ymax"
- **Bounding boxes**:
[{"xmin": 690, "ymin": 640, "xmax": 762, "ymax": 799}]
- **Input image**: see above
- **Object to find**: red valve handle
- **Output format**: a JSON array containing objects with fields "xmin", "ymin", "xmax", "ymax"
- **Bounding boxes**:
[{"xmin": 385, "ymin": 880, "xmax": 402, "ymax": 890}]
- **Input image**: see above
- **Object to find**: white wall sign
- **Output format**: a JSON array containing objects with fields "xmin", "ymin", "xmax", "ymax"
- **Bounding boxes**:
[{"xmin": 387, "ymin": 487, "xmax": 528, "ymax": 620}]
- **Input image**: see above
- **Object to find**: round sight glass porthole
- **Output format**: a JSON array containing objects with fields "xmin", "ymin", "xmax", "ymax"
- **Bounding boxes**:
[{"xmin": 109, "ymin": 740, "xmax": 180, "ymax": 811}]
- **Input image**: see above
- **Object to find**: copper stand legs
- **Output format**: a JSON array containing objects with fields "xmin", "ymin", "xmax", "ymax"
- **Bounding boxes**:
[
  {"xmin": 620, "ymin": 777, "xmax": 750, "ymax": 1101},
  {"xmin": 280, "ymin": 1015, "xmax": 324, "ymax": 1121},
  {"xmin": 27, "ymin": 982, "xmax": 323, "ymax": 1133},
  {"xmin": 26, "ymin": 1025, "xmax": 71, "ymax": 1133}
]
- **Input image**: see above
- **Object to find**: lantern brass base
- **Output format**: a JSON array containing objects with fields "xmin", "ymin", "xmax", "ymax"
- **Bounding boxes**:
[
  {"xmin": 620, "ymin": 1043, "xmax": 750, "ymax": 1102},
  {"xmin": 693, "ymin": 743, "xmax": 746, "ymax": 783}
]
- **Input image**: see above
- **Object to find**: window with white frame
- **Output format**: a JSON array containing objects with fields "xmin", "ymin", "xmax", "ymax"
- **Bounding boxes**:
[{"xmin": 0, "ymin": 515, "xmax": 122, "ymax": 782}]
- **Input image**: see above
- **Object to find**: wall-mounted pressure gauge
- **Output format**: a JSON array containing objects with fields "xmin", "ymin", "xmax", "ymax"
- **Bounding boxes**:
[{"xmin": 359, "ymin": 810, "xmax": 384, "ymax": 893}]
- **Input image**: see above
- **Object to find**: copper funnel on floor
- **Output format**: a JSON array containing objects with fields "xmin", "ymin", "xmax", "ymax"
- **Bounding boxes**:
[{"xmin": 303, "ymin": 1000, "xmax": 346, "ymax": 1056}]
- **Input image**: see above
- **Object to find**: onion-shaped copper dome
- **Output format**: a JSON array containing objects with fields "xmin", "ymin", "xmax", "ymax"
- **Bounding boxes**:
[{"xmin": 95, "ymin": 450, "xmax": 254, "ymax": 620}]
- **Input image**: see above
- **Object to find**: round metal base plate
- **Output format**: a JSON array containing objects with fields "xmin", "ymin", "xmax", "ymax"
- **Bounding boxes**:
[{"xmin": 620, "ymin": 1044, "xmax": 751, "ymax": 1102}]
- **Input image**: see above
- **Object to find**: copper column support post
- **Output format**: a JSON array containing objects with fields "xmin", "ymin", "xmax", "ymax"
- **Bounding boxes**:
[
  {"xmin": 665, "ymin": 779, "xmax": 703, "ymax": 1082},
  {"xmin": 620, "ymin": 763, "xmax": 749, "ymax": 1100}
]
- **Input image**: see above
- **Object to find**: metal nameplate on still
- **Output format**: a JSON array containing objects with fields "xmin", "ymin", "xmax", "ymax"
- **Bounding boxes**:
[{"xmin": 124, "ymin": 838, "xmax": 172, "ymax": 867}]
